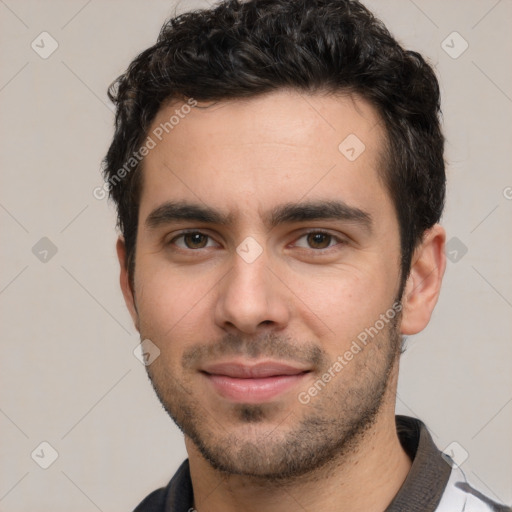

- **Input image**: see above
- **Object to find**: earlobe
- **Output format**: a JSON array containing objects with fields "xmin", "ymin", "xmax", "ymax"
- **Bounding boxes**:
[
  {"xmin": 116, "ymin": 237, "xmax": 139, "ymax": 332},
  {"xmin": 400, "ymin": 224, "xmax": 446, "ymax": 335}
]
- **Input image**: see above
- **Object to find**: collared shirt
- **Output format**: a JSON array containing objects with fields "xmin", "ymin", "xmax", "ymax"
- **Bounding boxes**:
[{"xmin": 133, "ymin": 415, "xmax": 511, "ymax": 511}]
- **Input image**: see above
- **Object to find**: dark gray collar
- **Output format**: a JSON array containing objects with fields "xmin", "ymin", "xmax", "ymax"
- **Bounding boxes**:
[
  {"xmin": 385, "ymin": 415, "xmax": 451, "ymax": 511},
  {"xmin": 135, "ymin": 415, "xmax": 451, "ymax": 511}
]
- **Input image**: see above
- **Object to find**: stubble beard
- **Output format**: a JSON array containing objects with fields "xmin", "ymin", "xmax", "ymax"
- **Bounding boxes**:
[{"xmin": 144, "ymin": 312, "xmax": 402, "ymax": 482}]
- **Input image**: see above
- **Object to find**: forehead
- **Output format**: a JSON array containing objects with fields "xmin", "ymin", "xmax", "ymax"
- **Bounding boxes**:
[{"xmin": 138, "ymin": 89, "xmax": 390, "ymax": 226}]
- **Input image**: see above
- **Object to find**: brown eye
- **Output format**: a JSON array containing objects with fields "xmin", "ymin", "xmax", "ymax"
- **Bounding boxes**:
[
  {"xmin": 182, "ymin": 233, "xmax": 209, "ymax": 249},
  {"xmin": 166, "ymin": 230, "xmax": 221, "ymax": 254},
  {"xmin": 306, "ymin": 232, "xmax": 333, "ymax": 249}
]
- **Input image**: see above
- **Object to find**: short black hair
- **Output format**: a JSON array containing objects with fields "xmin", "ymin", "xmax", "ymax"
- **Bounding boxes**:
[{"xmin": 103, "ymin": 0, "xmax": 445, "ymax": 291}]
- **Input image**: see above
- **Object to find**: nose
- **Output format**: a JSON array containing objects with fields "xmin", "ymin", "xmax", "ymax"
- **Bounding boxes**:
[{"xmin": 214, "ymin": 246, "xmax": 291, "ymax": 335}]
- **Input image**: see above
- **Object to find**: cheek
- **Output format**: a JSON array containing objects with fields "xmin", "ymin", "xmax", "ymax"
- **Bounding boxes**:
[
  {"xmin": 134, "ymin": 259, "xmax": 215, "ymax": 338},
  {"xmin": 294, "ymin": 260, "xmax": 399, "ymax": 347}
]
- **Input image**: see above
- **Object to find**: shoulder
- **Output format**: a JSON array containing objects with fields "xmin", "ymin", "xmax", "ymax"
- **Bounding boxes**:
[
  {"xmin": 132, "ymin": 460, "xmax": 193, "ymax": 512},
  {"xmin": 132, "ymin": 487, "xmax": 167, "ymax": 512},
  {"xmin": 436, "ymin": 465, "xmax": 512, "ymax": 512}
]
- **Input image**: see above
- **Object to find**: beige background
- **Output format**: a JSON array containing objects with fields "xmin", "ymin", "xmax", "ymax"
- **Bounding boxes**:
[{"xmin": 1, "ymin": 0, "xmax": 511, "ymax": 510}]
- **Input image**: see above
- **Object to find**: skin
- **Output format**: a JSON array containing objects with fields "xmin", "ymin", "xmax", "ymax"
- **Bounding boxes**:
[{"xmin": 117, "ymin": 89, "xmax": 446, "ymax": 512}]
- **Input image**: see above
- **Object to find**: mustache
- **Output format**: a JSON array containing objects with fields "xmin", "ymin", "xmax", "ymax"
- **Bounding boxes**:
[{"xmin": 181, "ymin": 331, "xmax": 327, "ymax": 370}]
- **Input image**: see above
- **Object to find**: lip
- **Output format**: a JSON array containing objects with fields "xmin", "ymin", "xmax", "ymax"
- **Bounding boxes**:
[{"xmin": 201, "ymin": 361, "xmax": 311, "ymax": 403}]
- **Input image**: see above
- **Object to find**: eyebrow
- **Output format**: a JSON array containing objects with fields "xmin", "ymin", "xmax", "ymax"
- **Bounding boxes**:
[
  {"xmin": 145, "ymin": 199, "xmax": 372, "ymax": 232},
  {"xmin": 267, "ymin": 200, "xmax": 372, "ymax": 232},
  {"xmin": 145, "ymin": 201, "xmax": 234, "ymax": 228}
]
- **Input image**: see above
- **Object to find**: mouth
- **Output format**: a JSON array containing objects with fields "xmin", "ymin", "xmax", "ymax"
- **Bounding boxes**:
[{"xmin": 200, "ymin": 361, "xmax": 311, "ymax": 403}]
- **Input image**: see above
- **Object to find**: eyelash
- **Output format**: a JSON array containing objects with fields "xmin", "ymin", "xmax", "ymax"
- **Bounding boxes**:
[{"xmin": 166, "ymin": 230, "xmax": 346, "ymax": 253}]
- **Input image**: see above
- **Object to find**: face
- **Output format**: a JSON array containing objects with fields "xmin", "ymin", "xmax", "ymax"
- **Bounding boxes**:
[{"xmin": 120, "ymin": 90, "xmax": 410, "ymax": 479}]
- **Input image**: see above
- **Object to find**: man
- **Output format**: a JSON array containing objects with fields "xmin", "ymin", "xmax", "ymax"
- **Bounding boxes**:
[{"xmin": 102, "ymin": 0, "xmax": 511, "ymax": 510}]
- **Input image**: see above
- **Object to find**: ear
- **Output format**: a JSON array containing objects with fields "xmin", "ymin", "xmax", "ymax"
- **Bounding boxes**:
[
  {"xmin": 400, "ymin": 224, "xmax": 446, "ymax": 335},
  {"xmin": 116, "ymin": 237, "xmax": 139, "ymax": 332}
]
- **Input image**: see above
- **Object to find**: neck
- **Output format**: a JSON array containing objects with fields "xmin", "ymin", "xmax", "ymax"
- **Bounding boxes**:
[{"xmin": 186, "ymin": 398, "xmax": 412, "ymax": 512}]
